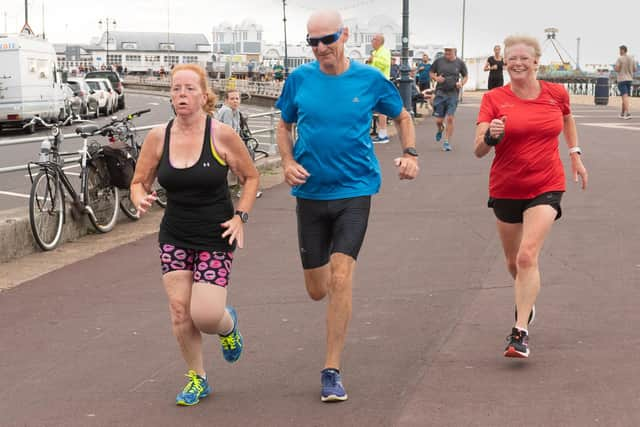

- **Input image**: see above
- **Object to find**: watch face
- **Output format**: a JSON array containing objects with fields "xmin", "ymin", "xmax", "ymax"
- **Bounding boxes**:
[
  {"xmin": 404, "ymin": 147, "xmax": 418, "ymax": 156},
  {"xmin": 236, "ymin": 211, "xmax": 248, "ymax": 223}
]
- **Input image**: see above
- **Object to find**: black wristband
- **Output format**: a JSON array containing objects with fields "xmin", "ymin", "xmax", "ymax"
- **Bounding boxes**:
[{"xmin": 484, "ymin": 129, "xmax": 501, "ymax": 146}]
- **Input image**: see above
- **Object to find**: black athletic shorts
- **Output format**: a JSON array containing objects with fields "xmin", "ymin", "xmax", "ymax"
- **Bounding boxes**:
[
  {"xmin": 296, "ymin": 196, "xmax": 371, "ymax": 269},
  {"xmin": 488, "ymin": 191, "xmax": 563, "ymax": 224}
]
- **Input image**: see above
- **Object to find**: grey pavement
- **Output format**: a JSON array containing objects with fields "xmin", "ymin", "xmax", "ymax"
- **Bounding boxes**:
[{"xmin": 1, "ymin": 96, "xmax": 640, "ymax": 426}]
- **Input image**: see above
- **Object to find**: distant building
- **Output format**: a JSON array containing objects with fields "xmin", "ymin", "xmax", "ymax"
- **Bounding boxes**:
[
  {"xmin": 54, "ymin": 44, "xmax": 94, "ymax": 71},
  {"xmin": 212, "ymin": 19, "xmax": 263, "ymax": 62},
  {"xmin": 56, "ymin": 31, "xmax": 211, "ymax": 73}
]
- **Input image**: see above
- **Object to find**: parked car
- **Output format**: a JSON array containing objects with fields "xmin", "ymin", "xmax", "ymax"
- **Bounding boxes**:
[
  {"xmin": 62, "ymin": 83, "xmax": 82, "ymax": 118},
  {"xmin": 85, "ymin": 78, "xmax": 117, "ymax": 115},
  {"xmin": 66, "ymin": 78, "xmax": 98, "ymax": 118},
  {"xmin": 84, "ymin": 70, "xmax": 125, "ymax": 109}
]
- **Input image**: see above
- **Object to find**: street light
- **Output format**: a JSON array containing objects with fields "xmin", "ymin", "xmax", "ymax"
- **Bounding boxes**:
[
  {"xmin": 398, "ymin": 0, "xmax": 412, "ymax": 113},
  {"xmin": 282, "ymin": 0, "xmax": 289, "ymax": 78},
  {"xmin": 99, "ymin": 18, "xmax": 116, "ymax": 68}
]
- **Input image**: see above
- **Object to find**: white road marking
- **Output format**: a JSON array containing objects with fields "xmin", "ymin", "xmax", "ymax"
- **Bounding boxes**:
[
  {"xmin": 579, "ymin": 122, "xmax": 640, "ymax": 131},
  {"xmin": 0, "ymin": 190, "xmax": 30, "ymax": 199}
]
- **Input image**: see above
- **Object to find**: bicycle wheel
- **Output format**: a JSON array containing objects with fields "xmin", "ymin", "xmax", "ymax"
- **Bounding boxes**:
[
  {"xmin": 244, "ymin": 137, "xmax": 258, "ymax": 161},
  {"xmin": 85, "ymin": 164, "xmax": 120, "ymax": 232},
  {"xmin": 119, "ymin": 189, "xmax": 140, "ymax": 220},
  {"xmin": 153, "ymin": 179, "xmax": 167, "ymax": 208},
  {"xmin": 29, "ymin": 171, "xmax": 65, "ymax": 251}
]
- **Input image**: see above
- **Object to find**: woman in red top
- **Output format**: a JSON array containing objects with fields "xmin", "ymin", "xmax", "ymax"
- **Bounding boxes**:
[{"xmin": 474, "ymin": 35, "xmax": 588, "ymax": 359}]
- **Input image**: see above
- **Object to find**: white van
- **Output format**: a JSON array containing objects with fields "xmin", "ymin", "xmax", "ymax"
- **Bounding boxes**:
[{"xmin": 0, "ymin": 34, "xmax": 66, "ymax": 133}]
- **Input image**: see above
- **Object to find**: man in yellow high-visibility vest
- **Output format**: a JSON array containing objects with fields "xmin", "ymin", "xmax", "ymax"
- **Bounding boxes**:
[{"xmin": 368, "ymin": 33, "xmax": 392, "ymax": 143}]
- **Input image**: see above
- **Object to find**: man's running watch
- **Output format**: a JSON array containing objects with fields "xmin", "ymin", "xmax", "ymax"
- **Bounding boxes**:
[
  {"xmin": 235, "ymin": 210, "xmax": 249, "ymax": 223},
  {"xmin": 403, "ymin": 147, "xmax": 419, "ymax": 157}
]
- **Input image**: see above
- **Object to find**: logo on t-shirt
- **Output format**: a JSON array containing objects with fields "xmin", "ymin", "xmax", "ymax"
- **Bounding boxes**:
[
  {"xmin": 352, "ymin": 97, "xmax": 360, "ymax": 103},
  {"xmin": 203, "ymin": 162, "xmax": 211, "ymax": 168}
]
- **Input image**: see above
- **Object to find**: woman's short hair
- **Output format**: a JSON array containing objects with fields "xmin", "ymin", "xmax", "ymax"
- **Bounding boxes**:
[
  {"xmin": 504, "ymin": 35, "xmax": 542, "ymax": 59},
  {"xmin": 170, "ymin": 63, "xmax": 217, "ymax": 114}
]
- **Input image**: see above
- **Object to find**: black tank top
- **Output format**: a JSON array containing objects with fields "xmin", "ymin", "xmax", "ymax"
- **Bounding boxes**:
[
  {"xmin": 157, "ymin": 115, "xmax": 235, "ymax": 251},
  {"xmin": 487, "ymin": 56, "xmax": 504, "ymax": 82}
]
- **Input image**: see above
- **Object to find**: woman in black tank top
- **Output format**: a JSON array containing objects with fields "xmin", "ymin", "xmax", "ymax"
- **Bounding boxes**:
[{"xmin": 129, "ymin": 64, "xmax": 259, "ymax": 405}]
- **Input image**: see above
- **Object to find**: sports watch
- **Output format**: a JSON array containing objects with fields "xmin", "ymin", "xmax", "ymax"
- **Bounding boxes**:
[
  {"xmin": 235, "ymin": 210, "xmax": 249, "ymax": 223},
  {"xmin": 403, "ymin": 147, "xmax": 419, "ymax": 157}
]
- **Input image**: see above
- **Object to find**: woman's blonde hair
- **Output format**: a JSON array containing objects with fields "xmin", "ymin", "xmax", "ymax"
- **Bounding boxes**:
[
  {"xmin": 170, "ymin": 63, "xmax": 217, "ymax": 114},
  {"xmin": 503, "ymin": 35, "xmax": 542, "ymax": 59}
]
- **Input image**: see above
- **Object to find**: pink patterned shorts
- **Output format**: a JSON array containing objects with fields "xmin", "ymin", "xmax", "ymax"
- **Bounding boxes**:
[{"xmin": 159, "ymin": 243, "xmax": 234, "ymax": 287}]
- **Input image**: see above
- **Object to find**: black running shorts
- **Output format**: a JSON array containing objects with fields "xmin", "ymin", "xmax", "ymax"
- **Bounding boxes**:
[
  {"xmin": 296, "ymin": 196, "xmax": 371, "ymax": 269},
  {"xmin": 488, "ymin": 191, "xmax": 563, "ymax": 224}
]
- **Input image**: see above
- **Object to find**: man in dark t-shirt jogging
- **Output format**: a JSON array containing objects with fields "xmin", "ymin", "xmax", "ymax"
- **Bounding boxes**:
[
  {"xmin": 276, "ymin": 9, "xmax": 419, "ymax": 403},
  {"xmin": 428, "ymin": 45, "xmax": 468, "ymax": 152}
]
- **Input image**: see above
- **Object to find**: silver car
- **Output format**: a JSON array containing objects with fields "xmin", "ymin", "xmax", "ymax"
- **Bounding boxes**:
[{"xmin": 66, "ymin": 78, "xmax": 99, "ymax": 118}]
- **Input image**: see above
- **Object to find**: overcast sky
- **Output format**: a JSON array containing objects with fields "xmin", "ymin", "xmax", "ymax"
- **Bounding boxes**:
[{"xmin": 2, "ymin": 0, "xmax": 638, "ymax": 66}]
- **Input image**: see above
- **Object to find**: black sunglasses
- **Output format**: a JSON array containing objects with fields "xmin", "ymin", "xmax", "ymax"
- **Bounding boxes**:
[{"xmin": 306, "ymin": 28, "xmax": 343, "ymax": 47}]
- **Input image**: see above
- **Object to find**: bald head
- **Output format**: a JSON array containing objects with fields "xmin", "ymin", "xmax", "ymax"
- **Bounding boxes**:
[
  {"xmin": 372, "ymin": 33, "xmax": 384, "ymax": 50},
  {"xmin": 307, "ymin": 10, "xmax": 343, "ymax": 34}
]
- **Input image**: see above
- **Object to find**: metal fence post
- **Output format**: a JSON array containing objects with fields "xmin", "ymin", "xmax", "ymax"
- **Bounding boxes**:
[{"xmin": 269, "ymin": 108, "xmax": 275, "ymax": 146}]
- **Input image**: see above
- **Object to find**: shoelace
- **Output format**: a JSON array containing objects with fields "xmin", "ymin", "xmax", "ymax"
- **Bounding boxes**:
[
  {"xmin": 322, "ymin": 371, "xmax": 339, "ymax": 387},
  {"xmin": 506, "ymin": 331, "xmax": 523, "ymax": 342},
  {"xmin": 220, "ymin": 333, "xmax": 238, "ymax": 350},
  {"xmin": 182, "ymin": 370, "xmax": 204, "ymax": 394}
]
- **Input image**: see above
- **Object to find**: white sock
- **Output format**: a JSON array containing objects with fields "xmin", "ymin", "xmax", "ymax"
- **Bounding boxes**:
[
  {"xmin": 378, "ymin": 129, "xmax": 387, "ymax": 138},
  {"xmin": 516, "ymin": 326, "xmax": 528, "ymax": 335}
]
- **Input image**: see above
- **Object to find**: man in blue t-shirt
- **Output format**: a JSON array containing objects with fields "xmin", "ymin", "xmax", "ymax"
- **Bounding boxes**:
[
  {"xmin": 276, "ymin": 9, "xmax": 419, "ymax": 403},
  {"xmin": 416, "ymin": 53, "xmax": 432, "ymax": 92}
]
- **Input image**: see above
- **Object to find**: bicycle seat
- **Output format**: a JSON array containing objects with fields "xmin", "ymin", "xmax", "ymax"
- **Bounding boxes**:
[{"xmin": 75, "ymin": 124, "xmax": 100, "ymax": 138}]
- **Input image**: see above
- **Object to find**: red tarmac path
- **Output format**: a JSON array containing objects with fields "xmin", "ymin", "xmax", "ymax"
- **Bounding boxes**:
[{"xmin": 1, "ymin": 98, "xmax": 639, "ymax": 426}]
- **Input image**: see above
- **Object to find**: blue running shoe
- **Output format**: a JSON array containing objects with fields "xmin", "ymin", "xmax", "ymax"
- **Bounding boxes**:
[
  {"xmin": 442, "ymin": 141, "xmax": 452, "ymax": 151},
  {"xmin": 321, "ymin": 368, "xmax": 348, "ymax": 402},
  {"xmin": 435, "ymin": 129, "xmax": 443, "ymax": 142},
  {"xmin": 219, "ymin": 306, "xmax": 243, "ymax": 363},
  {"xmin": 372, "ymin": 135, "xmax": 390, "ymax": 144},
  {"xmin": 176, "ymin": 370, "xmax": 211, "ymax": 406}
]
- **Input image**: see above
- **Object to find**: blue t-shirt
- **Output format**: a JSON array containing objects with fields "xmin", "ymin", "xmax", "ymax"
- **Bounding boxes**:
[{"xmin": 276, "ymin": 60, "xmax": 403, "ymax": 200}]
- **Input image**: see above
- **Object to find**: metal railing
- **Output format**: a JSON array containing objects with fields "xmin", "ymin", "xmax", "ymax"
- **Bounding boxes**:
[
  {"xmin": 0, "ymin": 110, "xmax": 281, "ymax": 174},
  {"xmin": 124, "ymin": 75, "xmax": 284, "ymax": 98}
]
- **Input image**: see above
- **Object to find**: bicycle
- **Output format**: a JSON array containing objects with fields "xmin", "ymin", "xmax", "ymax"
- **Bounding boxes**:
[
  {"xmin": 239, "ymin": 111, "xmax": 269, "ymax": 162},
  {"xmin": 97, "ymin": 109, "xmax": 167, "ymax": 220},
  {"xmin": 26, "ymin": 116, "xmax": 120, "ymax": 251}
]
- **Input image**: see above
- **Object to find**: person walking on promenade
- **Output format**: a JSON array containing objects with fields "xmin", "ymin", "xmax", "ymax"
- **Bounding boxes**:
[
  {"xmin": 474, "ymin": 35, "xmax": 588, "ymax": 359},
  {"xmin": 275, "ymin": 9, "xmax": 419, "ymax": 402},
  {"xmin": 129, "ymin": 63, "xmax": 259, "ymax": 406},
  {"xmin": 428, "ymin": 45, "xmax": 468, "ymax": 151},
  {"xmin": 614, "ymin": 45, "xmax": 637, "ymax": 119},
  {"xmin": 215, "ymin": 89, "xmax": 241, "ymax": 133},
  {"xmin": 484, "ymin": 44, "xmax": 504, "ymax": 90},
  {"xmin": 368, "ymin": 33, "xmax": 392, "ymax": 144},
  {"xmin": 416, "ymin": 53, "xmax": 432, "ymax": 92}
]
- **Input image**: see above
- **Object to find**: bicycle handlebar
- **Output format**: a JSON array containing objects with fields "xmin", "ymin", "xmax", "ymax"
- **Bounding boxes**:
[
  {"xmin": 95, "ymin": 108, "xmax": 151, "ymax": 136},
  {"xmin": 23, "ymin": 114, "xmax": 76, "ymax": 130},
  {"xmin": 126, "ymin": 108, "xmax": 151, "ymax": 120}
]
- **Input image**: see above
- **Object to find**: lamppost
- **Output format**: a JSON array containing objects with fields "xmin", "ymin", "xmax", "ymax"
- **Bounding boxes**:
[
  {"xmin": 459, "ymin": 0, "xmax": 466, "ymax": 101},
  {"xmin": 398, "ymin": 0, "xmax": 412, "ymax": 113},
  {"xmin": 282, "ymin": 0, "xmax": 289, "ymax": 78},
  {"xmin": 99, "ymin": 18, "xmax": 116, "ymax": 68}
]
